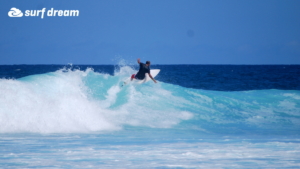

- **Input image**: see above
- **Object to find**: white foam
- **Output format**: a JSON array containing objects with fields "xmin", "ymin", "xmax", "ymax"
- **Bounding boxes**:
[
  {"xmin": 187, "ymin": 90, "xmax": 213, "ymax": 103},
  {"xmin": 0, "ymin": 70, "xmax": 118, "ymax": 133},
  {"xmin": 2, "ymin": 136, "xmax": 299, "ymax": 168},
  {"xmin": 283, "ymin": 93, "xmax": 300, "ymax": 100},
  {"xmin": 102, "ymin": 83, "xmax": 194, "ymax": 128},
  {"xmin": 101, "ymin": 85, "xmax": 121, "ymax": 108}
]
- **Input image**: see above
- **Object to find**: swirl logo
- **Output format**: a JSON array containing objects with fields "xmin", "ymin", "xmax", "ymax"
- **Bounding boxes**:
[{"xmin": 8, "ymin": 7, "xmax": 23, "ymax": 17}]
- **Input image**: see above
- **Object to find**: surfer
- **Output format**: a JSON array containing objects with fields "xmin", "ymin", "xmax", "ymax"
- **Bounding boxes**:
[{"xmin": 131, "ymin": 58, "xmax": 157, "ymax": 83}]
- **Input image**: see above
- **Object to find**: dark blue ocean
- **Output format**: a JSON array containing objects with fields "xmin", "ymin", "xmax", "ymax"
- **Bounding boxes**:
[{"xmin": 1, "ymin": 64, "xmax": 300, "ymax": 168}]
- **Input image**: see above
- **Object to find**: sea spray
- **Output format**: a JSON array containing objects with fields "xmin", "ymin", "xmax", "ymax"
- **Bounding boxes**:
[{"xmin": 0, "ymin": 69, "xmax": 117, "ymax": 133}]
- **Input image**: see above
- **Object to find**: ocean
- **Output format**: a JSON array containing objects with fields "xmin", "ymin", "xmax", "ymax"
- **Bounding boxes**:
[{"xmin": 0, "ymin": 64, "xmax": 300, "ymax": 168}]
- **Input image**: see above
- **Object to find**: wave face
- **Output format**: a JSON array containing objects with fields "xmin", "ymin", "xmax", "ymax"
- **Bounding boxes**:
[{"xmin": 0, "ymin": 66, "xmax": 299, "ymax": 135}]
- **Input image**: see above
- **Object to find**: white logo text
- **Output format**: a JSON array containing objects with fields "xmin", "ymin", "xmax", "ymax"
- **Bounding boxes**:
[{"xmin": 8, "ymin": 7, "xmax": 79, "ymax": 19}]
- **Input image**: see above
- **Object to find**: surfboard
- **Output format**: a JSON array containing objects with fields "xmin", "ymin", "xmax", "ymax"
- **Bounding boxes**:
[{"xmin": 122, "ymin": 69, "xmax": 160, "ymax": 86}]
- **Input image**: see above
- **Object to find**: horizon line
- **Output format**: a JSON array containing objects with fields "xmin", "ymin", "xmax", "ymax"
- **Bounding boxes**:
[{"xmin": 1, "ymin": 64, "xmax": 300, "ymax": 66}]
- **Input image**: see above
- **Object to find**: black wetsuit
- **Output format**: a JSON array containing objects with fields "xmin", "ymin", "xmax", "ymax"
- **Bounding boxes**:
[{"xmin": 135, "ymin": 63, "xmax": 150, "ymax": 80}]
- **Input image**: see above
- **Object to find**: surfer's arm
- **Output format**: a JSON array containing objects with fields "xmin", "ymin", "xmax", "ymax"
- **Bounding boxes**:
[
  {"xmin": 137, "ymin": 58, "xmax": 141, "ymax": 64},
  {"xmin": 148, "ymin": 73, "xmax": 157, "ymax": 83}
]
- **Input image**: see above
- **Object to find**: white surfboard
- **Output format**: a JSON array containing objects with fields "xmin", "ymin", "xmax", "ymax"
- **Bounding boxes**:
[{"xmin": 123, "ymin": 69, "xmax": 160, "ymax": 85}]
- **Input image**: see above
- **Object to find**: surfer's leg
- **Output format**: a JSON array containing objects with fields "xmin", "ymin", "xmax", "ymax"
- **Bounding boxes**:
[{"xmin": 131, "ymin": 74, "xmax": 135, "ymax": 81}]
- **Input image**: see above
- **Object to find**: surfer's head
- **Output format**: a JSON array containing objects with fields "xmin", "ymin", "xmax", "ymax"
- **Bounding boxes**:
[{"xmin": 146, "ymin": 61, "xmax": 150, "ymax": 65}]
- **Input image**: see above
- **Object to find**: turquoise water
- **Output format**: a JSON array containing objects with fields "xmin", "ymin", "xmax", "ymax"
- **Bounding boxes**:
[{"xmin": 1, "ymin": 65, "xmax": 300, "ymax": 168}]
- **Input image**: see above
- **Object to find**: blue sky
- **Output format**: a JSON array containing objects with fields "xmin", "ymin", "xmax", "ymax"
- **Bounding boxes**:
[{"xmin": 1, "ymin": 0, "xmax": 299, "ymax": 64}]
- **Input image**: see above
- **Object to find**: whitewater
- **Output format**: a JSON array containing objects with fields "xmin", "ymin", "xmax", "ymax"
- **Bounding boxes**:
[{"xmin": 0, "ymin": 65, "xmax": 300, "ymax": 168}]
